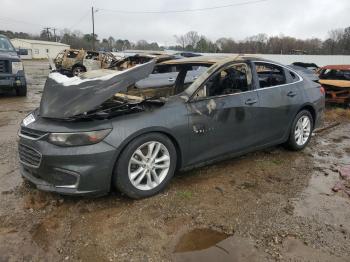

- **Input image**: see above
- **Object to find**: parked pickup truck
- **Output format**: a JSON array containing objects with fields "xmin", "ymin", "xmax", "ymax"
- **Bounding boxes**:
[{"xmin": 0, "ymin": 34, "xmax": 27, "ymax": 96}]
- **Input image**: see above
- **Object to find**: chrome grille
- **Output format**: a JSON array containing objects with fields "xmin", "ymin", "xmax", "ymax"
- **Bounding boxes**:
[
  {"xmin": 20, "ymin": 127, "xmax": 47, "ymax": 139},
  {"xmin": 0, "ymin": 60, "xmax": 9, "ymax": 73},
  {"xmin": 18, "ymin": 144, "xmax": 42, "ymax": 167}
]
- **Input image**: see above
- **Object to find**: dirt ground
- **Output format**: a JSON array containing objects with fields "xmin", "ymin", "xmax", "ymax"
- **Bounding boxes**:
[{"xmin": 0, "ymin": 60, "xmax": 350, "ymax": 262}]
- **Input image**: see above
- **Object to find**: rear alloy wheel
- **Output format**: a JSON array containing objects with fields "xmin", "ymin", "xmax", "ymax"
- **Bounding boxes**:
[
  {"xmin": 286, "ymin": 110, "xmax": 313, "ymax": 151},
  {"xmin": 294, "ymin": 116, "xmax": 311, "ymax": 146},
  {"xmin": 114, "ymin": 133, "xmax": 177, "ymax": 199}
]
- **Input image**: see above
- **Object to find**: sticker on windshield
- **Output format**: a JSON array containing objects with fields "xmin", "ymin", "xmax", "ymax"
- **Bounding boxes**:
[{"xmin": 23, "ymin": 114, "xmax": 35, "ymax": 126}]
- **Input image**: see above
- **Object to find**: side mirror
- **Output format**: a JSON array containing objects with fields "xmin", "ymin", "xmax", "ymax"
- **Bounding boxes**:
[{"xmin": 17, "ymin": 49, "xmax": 28, "ymax": 56}]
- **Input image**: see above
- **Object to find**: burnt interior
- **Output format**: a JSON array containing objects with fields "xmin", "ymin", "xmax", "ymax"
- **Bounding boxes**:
[{"xmin": 65, "ymin": 62, "xmax": 212, "ymax": 121}]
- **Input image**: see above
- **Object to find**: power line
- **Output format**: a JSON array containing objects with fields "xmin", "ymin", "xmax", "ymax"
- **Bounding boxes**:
[
  {"xmin": 99, "ymin": 0, "xmax": 268, "ymax": 14},
  {"xmin": 68, "ymin": 9, "xmax": 91, "ymax": 31}
]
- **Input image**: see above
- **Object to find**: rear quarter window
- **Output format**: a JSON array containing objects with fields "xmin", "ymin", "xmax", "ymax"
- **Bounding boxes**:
[{"xmin": 287, "ymin": 70, "xmax": 301, "ymax": 83}]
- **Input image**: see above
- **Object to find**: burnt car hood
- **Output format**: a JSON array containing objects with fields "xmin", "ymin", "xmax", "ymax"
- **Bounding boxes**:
[{"xmin": 39, "ymin": 60, "xmax": 155, "ymax": 119}]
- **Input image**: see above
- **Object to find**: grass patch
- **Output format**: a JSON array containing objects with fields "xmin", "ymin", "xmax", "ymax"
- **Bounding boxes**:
[
  {"xmin": 177, "ymin": 190, "xmax": 193, "ymax": 199},
  {"xmin": 271, "ymin": 159, "xmax": 283, "ymax": 165},
  {"xmin": 325, "ymin": 108, "xmax": 350, "ymax": 122}
]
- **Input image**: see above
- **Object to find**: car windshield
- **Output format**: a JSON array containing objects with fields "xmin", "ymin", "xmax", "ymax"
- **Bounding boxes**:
[{"xmin": 0, "ymin": 36, "xmax": 15, "ymax": 52}]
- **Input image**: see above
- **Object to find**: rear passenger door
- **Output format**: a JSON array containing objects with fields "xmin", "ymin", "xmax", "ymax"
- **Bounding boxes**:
[{"xmin": 253, "ymin": 62, "xmax": 303, "ymax": 144}]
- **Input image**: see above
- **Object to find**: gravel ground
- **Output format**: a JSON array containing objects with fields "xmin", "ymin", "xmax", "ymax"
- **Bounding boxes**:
[{"xmin": 0, "ymin": 60, "xmax": 349, "ymax": 262}]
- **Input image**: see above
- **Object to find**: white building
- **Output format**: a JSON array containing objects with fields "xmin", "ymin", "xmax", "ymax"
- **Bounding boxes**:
[{"xmin": 10, "ymin": 39, "xmax": 70, "ymax": 59}]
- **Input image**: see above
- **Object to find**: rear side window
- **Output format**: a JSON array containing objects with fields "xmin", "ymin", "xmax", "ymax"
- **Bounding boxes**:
[{"xmin": 255, "ymin": 62, "xmax": 286, "ymax": 88}]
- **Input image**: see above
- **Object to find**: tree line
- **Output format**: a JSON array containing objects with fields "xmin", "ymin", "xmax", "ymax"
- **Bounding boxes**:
[{"xmin": 1, "ymin": 26, "xmax": 350, "ymax": 55}]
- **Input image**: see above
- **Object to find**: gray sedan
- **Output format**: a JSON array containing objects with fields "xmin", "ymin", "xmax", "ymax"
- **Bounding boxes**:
[{"xmin": 18, "ymin": 55, "xmax": 325, "ymax": 199}]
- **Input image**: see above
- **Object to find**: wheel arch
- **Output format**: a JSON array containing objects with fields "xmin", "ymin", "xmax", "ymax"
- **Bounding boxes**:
[
  {"xmin": 297, "ymin": 103, "xmax": 317, "ymax": 127},
  {"xmin": 110, "ymin": 127, "xmax": 184, "ymax": 185}
]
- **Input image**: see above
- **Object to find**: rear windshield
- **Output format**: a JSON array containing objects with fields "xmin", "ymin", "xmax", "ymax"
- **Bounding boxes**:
[
  {"xmin": 320, "ymin": 69, "xmax": 350, "ymax": 81},
  {"xmin": 0, "ymin": 36, "xmax": 15, "ymax": 52}
]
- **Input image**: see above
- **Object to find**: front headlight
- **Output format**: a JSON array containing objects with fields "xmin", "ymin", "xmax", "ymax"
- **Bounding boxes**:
[
  {"xmin": 12, "ymin": 62, "xmax": 24, "ymax": 74},
  {"xmin": 48, "ymin": 129, "xmax": 112, "ymax": 147}
]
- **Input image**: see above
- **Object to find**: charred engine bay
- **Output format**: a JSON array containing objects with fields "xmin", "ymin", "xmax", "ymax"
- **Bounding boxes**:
[{"xmin": 62, "ymin": 95, "xmax": 166, "ymax": 121}]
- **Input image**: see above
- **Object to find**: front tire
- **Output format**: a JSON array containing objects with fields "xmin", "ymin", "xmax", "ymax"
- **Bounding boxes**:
[
  {"xmin": 286, "ymin": 110, "xmax": 313, "ymax": 151},
  {"xmin": 113, "ymin": 133, "xmax": 177, "ymax": 199},
  {"xmin": 16, "ymin": 85, "xmax": 27, "ymax": 96},
  {"xmin": 72, "ymin": 66, "xmax": 86, "ymax": 76}
]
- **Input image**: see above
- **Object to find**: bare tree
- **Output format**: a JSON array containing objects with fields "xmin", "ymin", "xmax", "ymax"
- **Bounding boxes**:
[
  {"xmin": 185, "ymin": 31, "xmax": 200, "ymax": 49},
  {"xmin": 174, "ymin": 34, "xmax": 187, "ymax": 50}
]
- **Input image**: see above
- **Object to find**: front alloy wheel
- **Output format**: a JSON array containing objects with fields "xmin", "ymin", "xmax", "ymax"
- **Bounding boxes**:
[
  {"xmin": 128, "ymin": 141, "xmax": 170, "ymax": 191},
  {"xmin": 114, "ymin": 133, "xmax": 177, "ymax": 199}
]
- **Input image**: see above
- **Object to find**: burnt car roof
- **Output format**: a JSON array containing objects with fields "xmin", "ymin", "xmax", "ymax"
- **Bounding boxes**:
[
  {"xmin": 159, "ymin": 55, "xmax": 265, "ymax": 66},
  {"xmin": 159, "ymin": 55, "xmax": 236, "ymax": 65}
]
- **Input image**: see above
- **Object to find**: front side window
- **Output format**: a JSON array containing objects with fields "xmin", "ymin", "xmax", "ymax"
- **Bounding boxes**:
[
  {"xmin": 67, "ymin": 51, "xmax": 79, "ymax": 58},
  {"xmin": 255, "ymin": 62, "xmax": 286, "ymax": 88},
  {"xmin": 194, "ymin": 63, "xmax": 251, "ymax": 99}
]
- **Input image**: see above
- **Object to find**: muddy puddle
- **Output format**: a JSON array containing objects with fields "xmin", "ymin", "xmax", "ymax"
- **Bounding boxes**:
[
  {"xmin": 173, "ymin": 229, "xmax": 265, "ymax": 262},
  {"xmin": 174, "ymin": 228, "xmax": 230, "ymax": 252},
  {"xmin": 294, "ymin": 123, "xmax": 350, "ymax": 232}
]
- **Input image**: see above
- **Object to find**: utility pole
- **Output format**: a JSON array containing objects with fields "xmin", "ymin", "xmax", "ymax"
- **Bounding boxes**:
[
  {"xmin": 92, "ymin": 6, "xmax": 95, "ymax": 50},
  {"xmin": 43, "ymin": 27, "xmax": 51, "ymax": 40},
  {"xmin": 52, "ymin": 28, "xmax": 57, "ymax": 42}
]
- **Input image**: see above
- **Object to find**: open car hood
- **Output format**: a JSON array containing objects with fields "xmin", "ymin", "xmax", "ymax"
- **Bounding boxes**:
[{"xmin": 39, "ymin": 60, "xmax": 155, "ymax": 119}]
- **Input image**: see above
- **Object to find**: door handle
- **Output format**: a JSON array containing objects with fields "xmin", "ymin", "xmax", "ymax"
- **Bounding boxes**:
[
  {"xmin": 287, "ymin": 91, "xmax": 297, "ymax": 97},
  {"xmin": 168, "ymin": 78, "xmax": 175, "ymax": 82},
  {"xmin": 245, "ymin": 98, "xmax": 258, "ymax": 105}
]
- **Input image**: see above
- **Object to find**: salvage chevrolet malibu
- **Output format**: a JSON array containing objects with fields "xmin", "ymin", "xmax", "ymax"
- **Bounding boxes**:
[{"xmin": 18, "ymin": 55, "xmax": 325, "ymax": 199}]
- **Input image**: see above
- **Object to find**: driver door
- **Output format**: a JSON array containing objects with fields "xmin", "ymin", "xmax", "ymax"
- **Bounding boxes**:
[{"xmin": 186, "ymin": 62, "xmax": 260, "ymax": 166}]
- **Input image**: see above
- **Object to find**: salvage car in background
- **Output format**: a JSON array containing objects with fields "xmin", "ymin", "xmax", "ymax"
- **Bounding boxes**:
[
  {"xmin": 135, "ymin": 63, "xmax": 207, "ymax": 89},
  {"xmin": 18, "ymin": 55, "xmax": 325, "ymax": 199},
  {"xmin": 112, "ymin": 51, "xmax": 205, "ymax": 89},
  {"xmin": 54, "ymin": 49, "xmax": 119, "ymax": 76},
  {"xmin": 318, "ymin": 65, "xmax": 350, "ymax": 107},
  {"xmin": 0, "ymin": 34, "xmax": 27, "ymax": 96}
]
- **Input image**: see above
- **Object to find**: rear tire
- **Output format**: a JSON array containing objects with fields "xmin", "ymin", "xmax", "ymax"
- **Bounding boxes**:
[
  {"xmin": 16, "ymin": 85, "xmax": 27, "ymax": 96},
  {"xmin": 285, "ymin": 110, "xmax": 313, "ymax": 151},
  {"xmin": 113, "ymin": 133, "xmax": 177, "ymax": 199}
]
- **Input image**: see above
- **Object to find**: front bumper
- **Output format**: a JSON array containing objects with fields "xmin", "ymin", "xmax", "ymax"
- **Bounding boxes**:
[
  {"xmin": 0, "ymin": 73, "xmax": 26, "ymax": 90},
  {"xmin": 18, "ymin": 136, "xmax": 118, "ymax": 196}
]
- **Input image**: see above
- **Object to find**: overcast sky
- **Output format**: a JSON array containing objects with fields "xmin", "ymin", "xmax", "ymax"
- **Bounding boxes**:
[{"xmin": 0, "ymin": 0, "xmax": 349, "ymax": 45}]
